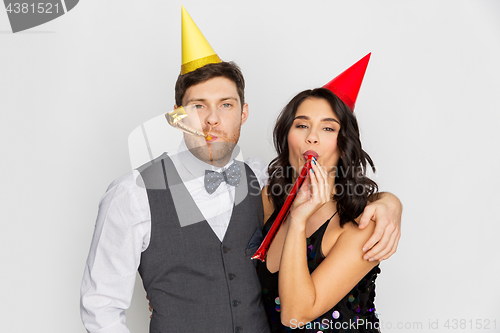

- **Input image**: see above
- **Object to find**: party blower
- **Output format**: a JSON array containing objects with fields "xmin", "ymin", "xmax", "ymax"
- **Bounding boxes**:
[
  {"xmin": 165, "ymin": 106, "xmax": 211, "ymax": 140},
  {"xmin": 127, "ymin": 105, "xmax": 210, "ymax": 170},
  {"xmin": 252, "ymin": 151, "xmax": 317, "ymax": 262}
]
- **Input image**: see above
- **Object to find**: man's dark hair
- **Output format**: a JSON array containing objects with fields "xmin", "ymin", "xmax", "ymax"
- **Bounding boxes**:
[{"xmin": 175, "ymin": 61, "xmax": 245, "ymax": 107}]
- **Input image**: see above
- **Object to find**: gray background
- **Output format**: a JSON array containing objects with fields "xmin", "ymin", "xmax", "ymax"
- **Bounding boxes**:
[{"xmin": 1, "ymin": 0, "xmax": 499, "ymax": 332}]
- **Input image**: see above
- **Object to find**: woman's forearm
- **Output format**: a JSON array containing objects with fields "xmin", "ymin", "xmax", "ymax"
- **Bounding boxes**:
[{"xmin": 278, "ymin": 217, "xmax": 317, "ymax": 326}]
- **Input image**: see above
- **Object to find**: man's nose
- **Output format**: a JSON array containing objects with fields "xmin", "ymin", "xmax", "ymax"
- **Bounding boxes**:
[{"xmin": 203, "ymin": 107, "xmax": 220, "ymax": 127}]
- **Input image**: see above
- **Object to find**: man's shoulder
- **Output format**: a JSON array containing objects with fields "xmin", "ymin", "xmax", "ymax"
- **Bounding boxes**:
[
  {"xmin": 100, "ymin": 170, "xmax": 150, "ymax": 220},
  {"xmin": 134, "ymin": 153, "xmax": 172, "ymax": 189},
  {"xmin": 105, "ymin": 169, "xmax": 145, "ymax": 196},
  {"xmin": 136, "ymin": 152, "xmax": 169, "ymax": 174}
]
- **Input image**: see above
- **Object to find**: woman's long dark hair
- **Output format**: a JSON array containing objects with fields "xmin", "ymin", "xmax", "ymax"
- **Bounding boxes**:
[{"xmin": 267, "ymin": 88, "xmax": 378, "ymax": 227}]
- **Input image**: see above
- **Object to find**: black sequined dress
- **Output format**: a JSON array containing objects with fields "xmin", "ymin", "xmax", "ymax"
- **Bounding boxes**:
[{"xmin": 257, "ymin": 210, "xmax": 381, "ymax": 333}]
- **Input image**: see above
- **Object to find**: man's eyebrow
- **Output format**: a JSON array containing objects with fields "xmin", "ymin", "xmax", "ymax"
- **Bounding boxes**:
[
  {"xmin": 185, "ymin": 97, "xmax": 238, "ymax": 104},
  {"xmin": 293, "ymin": 115, "xmax": 340, "ymax": 124},
  {"xmin": 185, "ymin": 98, "xmax": 207, "ymax": 104},
  {"xmin": 220, "ymin": 97, "xmax": 238, "ymax": 101}
]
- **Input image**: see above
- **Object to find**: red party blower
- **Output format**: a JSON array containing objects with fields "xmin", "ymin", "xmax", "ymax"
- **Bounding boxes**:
[{"xmin": 252, "ymin": 154, "xmax": 314, "ymax": 262}]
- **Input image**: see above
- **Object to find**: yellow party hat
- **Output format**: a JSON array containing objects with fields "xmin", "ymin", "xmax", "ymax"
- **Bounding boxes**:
[{"xmin": 181, "ymin": 6, "xmax": 221, "ymax": 75}]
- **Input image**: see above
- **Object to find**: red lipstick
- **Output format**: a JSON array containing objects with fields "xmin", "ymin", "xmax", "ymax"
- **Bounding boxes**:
[{"xmin": 303, "ymin": 150, "xmax": 319, "ymax": 160}]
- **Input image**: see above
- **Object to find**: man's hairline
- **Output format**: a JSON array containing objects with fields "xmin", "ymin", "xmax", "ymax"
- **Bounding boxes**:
[{"xmin": 178, "ymin": 74, "xmax": 245, "ymax": 108}]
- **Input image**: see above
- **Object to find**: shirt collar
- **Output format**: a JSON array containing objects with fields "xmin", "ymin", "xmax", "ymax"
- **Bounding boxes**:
[{"xmin": 174, "ymin": 138, "xmax": 236, "ymax": 179}]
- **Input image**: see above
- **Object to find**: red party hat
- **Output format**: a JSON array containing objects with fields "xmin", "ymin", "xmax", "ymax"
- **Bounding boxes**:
[{"xmin": 323, "ymin": 53, "xmax": 371, "ymax": 111}]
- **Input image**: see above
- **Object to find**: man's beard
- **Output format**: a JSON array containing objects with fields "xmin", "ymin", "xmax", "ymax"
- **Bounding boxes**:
[{"xmin": 184, "ymin": 129, "xmax": 240, "ymax": 166}]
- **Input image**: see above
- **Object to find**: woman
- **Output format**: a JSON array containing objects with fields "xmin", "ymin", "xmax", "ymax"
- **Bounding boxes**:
[{"xmin": 258, "ymin": 86, "xmax": 381, "ymax": 332}]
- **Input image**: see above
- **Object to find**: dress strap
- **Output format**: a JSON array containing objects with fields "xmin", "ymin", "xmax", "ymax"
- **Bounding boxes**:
[
  {"xmin": 309, "ymin": 210, "xmax": 338, "ymax": 239},
  {"xmin": 326, "ymin": 210, "xmax": 338, "ymax": 223}
]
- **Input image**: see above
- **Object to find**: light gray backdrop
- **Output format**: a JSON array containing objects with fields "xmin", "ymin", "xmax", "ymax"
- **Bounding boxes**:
[{"xmin": 1, "ymin": 0, "xmax": 499, "ymax": 332}]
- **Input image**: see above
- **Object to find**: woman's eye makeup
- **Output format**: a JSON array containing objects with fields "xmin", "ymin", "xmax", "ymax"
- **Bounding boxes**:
[{"xmin": 294, "ymin": 124, "xmax": 337, "ymax": 131}]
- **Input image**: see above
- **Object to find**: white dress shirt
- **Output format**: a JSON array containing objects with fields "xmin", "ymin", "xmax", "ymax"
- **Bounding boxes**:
[{"xmin": 80, "ymin": 140, "xmax": 268, "ymax": 333}]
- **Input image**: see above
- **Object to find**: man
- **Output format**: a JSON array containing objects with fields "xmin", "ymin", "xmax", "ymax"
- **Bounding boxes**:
[{"xmin": 80, "ymin": 7, "xmax": 402, "ymax": 333}]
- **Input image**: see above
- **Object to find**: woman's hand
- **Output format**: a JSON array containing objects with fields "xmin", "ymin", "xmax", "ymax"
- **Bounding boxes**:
[{"xmin": 289, "ymin": 158, "xmax": 331, "ymax": 227}]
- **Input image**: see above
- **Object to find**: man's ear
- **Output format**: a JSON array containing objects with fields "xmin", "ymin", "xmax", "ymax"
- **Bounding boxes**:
[
  {"xmin": 241, "ymin": 103, "xmax": 249, "ymax": 125},
  {"xmin": 174, "ymin": 105, "xmax": 178, "ymax": 109}
]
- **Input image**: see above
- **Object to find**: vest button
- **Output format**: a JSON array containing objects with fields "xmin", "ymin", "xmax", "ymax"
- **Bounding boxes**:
[
  {"xmin": 228, "ymin": 273, "xmax": 236, "ymax": 280},
  {"xmin": 232, "ymin": 300, "xmax": 240, "ymax": 307},
  {"xmin": 235, "ymin": 326, "xmax": 242, "ymax": 332},
  {"xmin": 223, "ymin": 246, "xmax": 229, "ymax": 253}
]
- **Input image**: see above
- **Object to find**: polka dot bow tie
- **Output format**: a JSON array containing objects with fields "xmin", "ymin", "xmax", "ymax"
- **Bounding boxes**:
[{"xmin": 204, "ymin": 163, "xmax": 241, "ymax": 194}]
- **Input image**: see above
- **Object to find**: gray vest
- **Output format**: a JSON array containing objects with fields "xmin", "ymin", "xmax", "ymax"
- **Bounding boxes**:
[{"xmin": 138, "ymin": 154, "xmax": 270, "ymax": 333}]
